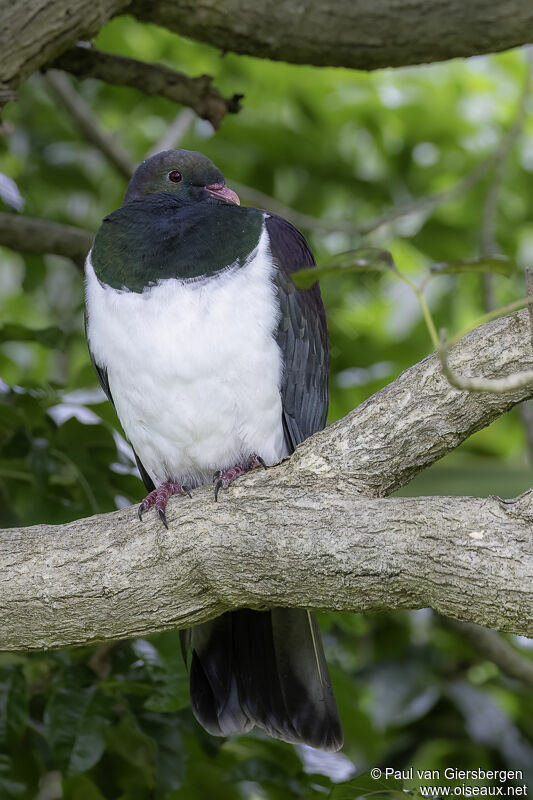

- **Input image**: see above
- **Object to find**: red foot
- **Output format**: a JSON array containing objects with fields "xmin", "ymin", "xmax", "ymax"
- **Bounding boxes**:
[
  {"xmin": 138, "ymin": 481, "xmax": 191, "ymax": 529},
  {"xmin": 213, "ymin": 454, "xmax": 266, "ymax": 501}
]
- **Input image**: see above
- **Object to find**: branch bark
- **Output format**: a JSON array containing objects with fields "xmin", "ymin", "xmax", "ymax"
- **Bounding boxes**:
[
  {"xmin": 1, "ymin": 310, "xmax": 532, "ymax": 651},
  {"xmin": 2, "ymin": 1, "xmax": 533, "ymax": 106},
  {"xmin": 2, "ymin": 487, "xmax": 532, "ymax": 651},
  {"xmin": 131, "ymin": 0, "xmax": 533, "ymax": 71}
]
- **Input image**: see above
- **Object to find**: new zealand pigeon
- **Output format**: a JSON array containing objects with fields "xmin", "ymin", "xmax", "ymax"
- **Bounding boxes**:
[{"xmin": 85, "ymin": 149, "xmax": 343, "ymax": 752}]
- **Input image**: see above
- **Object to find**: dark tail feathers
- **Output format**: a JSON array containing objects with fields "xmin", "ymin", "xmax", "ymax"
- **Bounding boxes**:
[{"xmin": 180, "ymin": 608, "xmax": 343, "ymax": 751}]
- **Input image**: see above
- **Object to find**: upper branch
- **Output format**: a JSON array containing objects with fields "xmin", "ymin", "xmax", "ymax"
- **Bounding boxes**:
[
  {"xmin": 132, "ymin": 0, "xmax": 533, "ymax": 71},
  {"xmin": 2, "ymin": 1, "xmax": 533, "ymax": 107}
]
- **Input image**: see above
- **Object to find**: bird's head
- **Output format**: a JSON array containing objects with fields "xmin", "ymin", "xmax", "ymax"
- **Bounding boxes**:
[{"xmin": 122, "ymin": 149, "xmax": 240, "ymax": 207}]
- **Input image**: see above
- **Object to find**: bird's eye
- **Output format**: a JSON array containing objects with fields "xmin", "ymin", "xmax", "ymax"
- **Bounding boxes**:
[{"xmin": 168, "ymin": 170, "xmax": 183, "ymax": 183}]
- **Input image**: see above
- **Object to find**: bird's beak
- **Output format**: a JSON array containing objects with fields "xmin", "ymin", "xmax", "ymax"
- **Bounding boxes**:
[{"xmin": 205, "ymin": 183, "xmax": 240, "ymax": 206}]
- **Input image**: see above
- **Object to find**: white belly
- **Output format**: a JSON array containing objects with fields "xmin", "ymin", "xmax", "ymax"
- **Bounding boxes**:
[{"xmin": 85, "ymin": 228, "xmax": 288, "ymax": 487}]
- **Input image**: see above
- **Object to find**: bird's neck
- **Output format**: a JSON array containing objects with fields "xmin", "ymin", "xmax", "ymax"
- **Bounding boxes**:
[{"xmin": 91, "ymin": 194, "xmax": 264, "ymax": 293}]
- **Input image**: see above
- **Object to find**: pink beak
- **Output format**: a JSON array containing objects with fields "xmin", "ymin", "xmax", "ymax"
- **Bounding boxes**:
[{"xmin": 205, "ymin": 183, "xmax": 240, "ymax": 206}]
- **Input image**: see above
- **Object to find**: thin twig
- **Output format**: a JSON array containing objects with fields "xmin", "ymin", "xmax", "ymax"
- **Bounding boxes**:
[
  {"xmin": 481, "ymin": 51, "xmax": 533, "ymax": 259},
  {"xmin": 438, "ymin": 328, "xmax": 533, "ymax": 393},
  {"xmin": 446, "ymin": 619, "xmax": 533, "ymax": 687},
  {"xmin": 52, "ymin": 46, "xmax": 242, "ymax": 130},
  {"xmin": 232, "ymin": 156, "xmax": 494, "ymax": 236},
  {"xmin": 480, "ymin": 50, "xmax": 533, "ymax": 311},
  {"xmin": 446, "ymin": 295, "xmax": 533, "ymax": 346},
  {"xmin": 146, "ymin": 108, "xmax": 195, "ymax": 158},
  {"xmin": 44, "ymin": 71, "xmax": 489, "ymax": 243},
  {"xmin": 45, "ymin": 69, "xmax": 134, "ymax": 181},
  {"xmin": 526, "ymin": 267, "xmax": 533, "ymax": 352},
  {"xmin": 518, "ymin": 267, "xmax": 533, "ymax": 461},
  {"xmin": 45, "ymin": 51, "xmax": 530, "ymax": 246}
]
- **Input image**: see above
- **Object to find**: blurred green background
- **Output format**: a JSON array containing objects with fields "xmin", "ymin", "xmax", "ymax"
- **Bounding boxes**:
[{"xmin": 0, "ymin": 16, "xmax": 532, "ymax": 799}]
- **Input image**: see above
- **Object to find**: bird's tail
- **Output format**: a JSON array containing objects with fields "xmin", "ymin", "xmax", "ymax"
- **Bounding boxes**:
[{"xmin": 180, "ymin": 608, "xmax": 343, "ymax": 751}]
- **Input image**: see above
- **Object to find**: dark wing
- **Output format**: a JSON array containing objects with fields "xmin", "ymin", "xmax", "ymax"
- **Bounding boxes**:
[
  {"xmin": 265, "ymin": 214, "xmax": 329, "ymax": 453},
  {"xmin": 85, "ymin": 312, "xmax": 155, "ymax": 492}
]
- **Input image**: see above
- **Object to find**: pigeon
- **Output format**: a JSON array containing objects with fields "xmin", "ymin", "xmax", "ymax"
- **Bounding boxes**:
[{"xmin": 85, "ymin": 149, "xmax": 343, "ymax": 751}]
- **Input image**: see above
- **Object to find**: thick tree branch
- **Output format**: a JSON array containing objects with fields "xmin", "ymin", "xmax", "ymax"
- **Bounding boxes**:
[
  {"xmin": 2, "ymin": 1, "xmax": 533, "ymax": 110},
  {"xmin": 1, "ymin": 480, "xmax": 532, "ymax": 651},
  {"xmin": 132, "ymin": 0, "xmax": 533, "ymax": 71},
  {"xmin": 51, "ymin": 46, "xmax": 242, "ymax": 130},
  {"xmin": 1, "ymin": 310, "xmax": 533, "ymax": 650},
  {"xmin": 0, "ymin": 212, "xmax": 93, "ymax": 267}
]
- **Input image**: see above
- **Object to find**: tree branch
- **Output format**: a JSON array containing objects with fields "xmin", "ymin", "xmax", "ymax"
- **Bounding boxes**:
[
  {"xmin": 146, "ymin": 108, "xmax": 195, "ymax": 158},
  {"xmin": 480, "ymin": 49, "xmax": 533, "ymax": 310},
  {"xmin": 2, "ymin": 475, "xmax": 532, "ymax": 652},
  {"xmin": 132, "ymin": 0, "xmax": 533, "ymax": 72},
  {"xmin": 3, "ymin": 1, "xmax": 533, "ymax": 111},
  {"xmin": 45, "ymin": 69, "xmax": 135, "ymax": 180},
  {"xmin": 230, "ymin": 149, "xmax": 496, "ymax": 237},
  {"xmin": 438, "ymin": 329, "xmax": 533, "ymax": 394},
  {"xmin": 445, "ymin": 619, "xmax": 533, "ymax": 687},
  {"xmin": 51, "ymin": 46, "xmax": 242, "ymax": 130},
  {"xmin": 1, "ymin": 310, "xmax": 533, "ymax": 650},
  {"xmin": 0, "ymin": 213, "xmax": 93, "ymax": 267}
]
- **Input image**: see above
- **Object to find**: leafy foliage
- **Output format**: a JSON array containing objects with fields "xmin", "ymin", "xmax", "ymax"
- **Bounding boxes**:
[{"xmin": 0, "ymin": 14, "xmax": 532, "ymax": 798}]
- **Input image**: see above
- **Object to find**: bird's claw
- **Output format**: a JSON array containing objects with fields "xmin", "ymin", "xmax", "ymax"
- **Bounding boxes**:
[
  {"xmin": 137, "ymin": 481, "xmax": 191, "ymax": 528},
  {"xmin": 212, "ymin": 454, "xmax": 267, "ymax": 501}
]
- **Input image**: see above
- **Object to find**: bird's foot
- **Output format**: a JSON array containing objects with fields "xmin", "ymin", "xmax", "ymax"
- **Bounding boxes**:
[
  {"xmin": 138, "ymin": 481, "xmax": 191, "ymax": 529},
  {"xmin": 212, "ymin": 454, "xmax": 267, "ymax": 501}
]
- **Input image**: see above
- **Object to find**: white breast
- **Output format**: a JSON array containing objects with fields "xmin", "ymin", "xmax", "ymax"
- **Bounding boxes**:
[{"xmin": 85, "ymin": 226, "xmax": 288, "ymax": 488}]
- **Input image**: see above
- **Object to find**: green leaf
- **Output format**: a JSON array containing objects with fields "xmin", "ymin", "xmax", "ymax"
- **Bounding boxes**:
[
  {"xmin": 105, "ymin": 713, "xmax": 157, "ymax": 782},
  {"xmin": 292, "ymin": 248, "xmax": 397, "ymax": 288},
  {"xmin": 44, "ymin": 686, "xmax": 111, "ymax": 775},
  {"xmin": 366, "ymin": 661, "xmax": 440, "ymax": 729},
  {"xmin": 328, "ymin": 772, "xmax": 404, "ymax": 799},
  {"xmin": 141, "ymin": 711, "xmax": 187, "ymax": 791},
  {"xmin": 429, "ymin": 255, "xmax": 516, "ymax": 277},
  {"xmin": 133, "ymin": 635, "xmax": 191, "ymax": 712},
  {"xmin": 0, "ymin": 754, "xmax": 26, "ymax": 797},
  {"xmin": 63, "ymin": 774, "xmax": 106, "ymax": 800},
  {"xmin": 0, "ymin": 667, "xmax": 28, "ymax": 746},
  {"xmin": 0, "ymin": 323, "xmax": 67, "ymax": 348}
]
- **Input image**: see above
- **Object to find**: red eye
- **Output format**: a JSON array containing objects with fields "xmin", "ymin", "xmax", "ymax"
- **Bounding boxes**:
[{"xmin": 168, "ymin": 170, "xmax": 182, "ymax": 183}]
